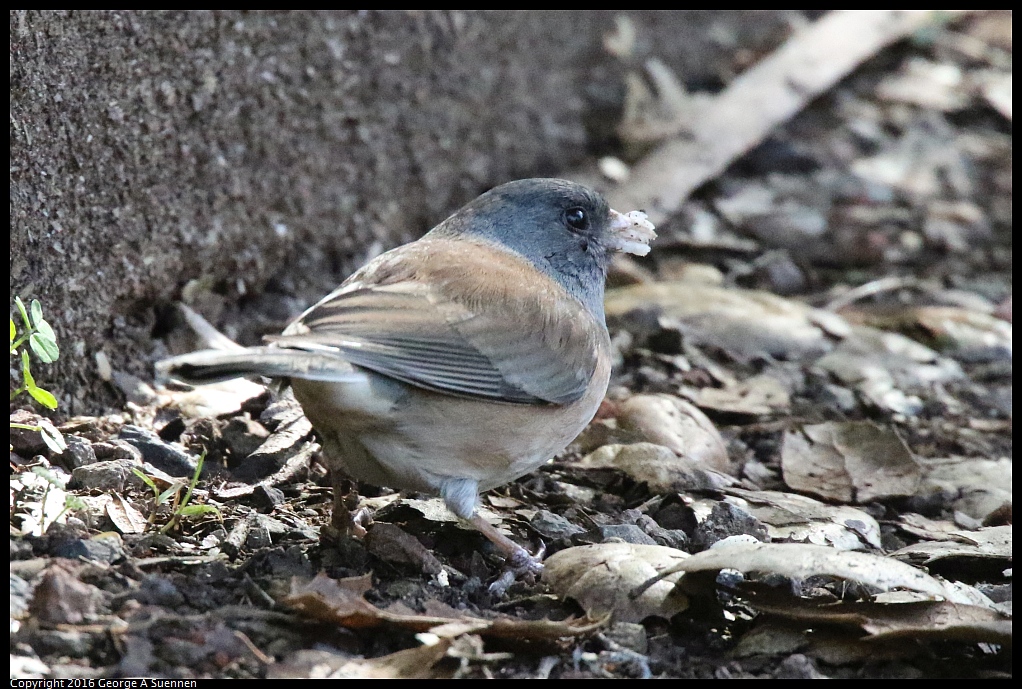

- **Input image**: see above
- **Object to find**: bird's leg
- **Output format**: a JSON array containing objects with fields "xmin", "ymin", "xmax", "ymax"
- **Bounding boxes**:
[
  {"xmin": 468, "ymin": 512, "xmax": 545, "ymax": 579},
  {"xmin": 441, "ymin": 477, "xmax": 543, "ymax": 592},
  {"xmin": 328, "ymin": 474, "xmax": 372, "ymax": 539}
]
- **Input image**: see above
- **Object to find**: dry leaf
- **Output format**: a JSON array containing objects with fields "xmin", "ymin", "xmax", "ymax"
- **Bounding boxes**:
[
  {"xmin": 898, "ymin": 512, "xmax": 967, "ymax": 541},
  {"xmin": 918, "ymin": 456, "xmax": 1012, "ymax": 523},
  {"xmin": 748, "ymin": 596, "xmax": 1011, "ymax": 646},
  {"xmin": 860, "ymin": 602, "xmax": 1011, "ymax": 644},
  {"xmin": 850, "ymin": 126, "xmax": 963, "ymax": 199},
  {"xmin": 890, "ymin": 525, "xmax": 1012, "ymax": 565},
  {"xmin": 724, "ymin": 488, "xmax": 883, "ymax": 550},
  {"xmin": 578, "ymin": 443, "xmax": 738, "ymax": 493},
  {"xmin": 606, "ymin": 282, "xmax": 847, "ymax": 361},
  {"xmin": 383, "ymin": 498, "xmax": 511, "ymax": 537},
  {"xmin": 268, "ymin": 640, "xmax": 457, "ymax": 679},
  {"xmin": 781, "ymin": 421, "xmax": 921, "ymax": 503},
  {"xmin": 876, "ymin": 58, "xmax": 968, "ymax": 111},
  {"xmin": 899, "ymin": 513, "xmax": 1013, "ymax": 553},
  {"xmin": 284, "ymin": 573, "xmax": 602, "ymax": 639},
  {"xmin": 329, "ymin": 641, "xmax": 455, "ymax": 679},
  {"xmin": 617, "ymin": 394, "xmax": 731, "ymax": 472},
  {"xmin": 731, "ymin": 621, "xmax": 809, "ymax": 658},
  {"xmin": 543, "ymin": 543, "xmax": 690, "ymax": 623},
  {"xmin": 916, "ymin": 305, "xmax": 1011, "ymax": 355},
  {"xmin": 669, "ymin": 541, "xmax": 952, "ymax": 600},
  {"xmin": 285, "ymin": 573, "xmax": 449, "ymax": 630},
  {"xmin": 977, "ymin": 69, "xmax": 1011, "ymax": 120},
  {"xmin": 691, "ymin": 374, "xmax": 791, "ymax": 417},
  {"xmin": 845, "ymin": 303, "xmax": 1010, "ymax": 357},
  {"xmin": 815, "ymin": 325, "xmax": 963, "ymax": 415},
  {"xmin": 364, "ymin": 523, "xmax": 443, "ymax": 575},
  {"xmin": 107, "ymin": 494, "xmax": 147, "ymax": 535}
]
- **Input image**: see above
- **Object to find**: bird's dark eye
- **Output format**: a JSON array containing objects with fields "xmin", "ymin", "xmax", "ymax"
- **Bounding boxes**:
[{"xmin": 564, "ymin": 207, "xmax": 589, "ymax": 232}]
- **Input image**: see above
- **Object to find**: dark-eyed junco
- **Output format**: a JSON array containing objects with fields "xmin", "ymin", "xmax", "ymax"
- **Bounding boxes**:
[{"xmin": 158, "ymin": 178, "xmax": 655, "ymax": 574}]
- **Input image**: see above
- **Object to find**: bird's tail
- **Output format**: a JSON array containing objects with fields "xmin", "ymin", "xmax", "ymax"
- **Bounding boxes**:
[{"xmin": 156, "ymin": 347, "xmax": 364, "ymax": 385}]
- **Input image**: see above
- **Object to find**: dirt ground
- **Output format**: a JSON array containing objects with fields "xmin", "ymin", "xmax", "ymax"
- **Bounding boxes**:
[{"xmin": 10, "ymin": 11, "xmax": 1011, "ymax": 680}]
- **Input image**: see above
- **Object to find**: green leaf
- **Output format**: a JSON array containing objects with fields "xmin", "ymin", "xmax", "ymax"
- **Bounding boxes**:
[
  {"xmin": 35, "ymin": 318, "xmax": 56, "ymax": 340},
  {"xmin": 158, "ymin": 483, "xmax": 185, "ymax": 505},
  {"xmin": 30, "ymin": 299, "xmax": 44, "ymax": 328},
  {"xmin": 10, "ymin": 318, "xmax": 15, "ymax": 344},
  {"xmin": 30, "ymin": 386, "xmax": 59, "ymax": 411},
  {"xmin": 15, "ymin": 296, "xmax": 31, "ymax": 331},
  {"xmin": 65, "ymin": 495, "xmax": 87, "ymax": 511},
  {"xmin": 21, "ymin": 350, "xmax": 36, "ymax": 388},
  {"xmin": 132, "ymin": 468, "xmax": 159, "ymax": 492},
  {"xmin": 177, "ymin": 504, "xmax": 220, "ymax": 518},
  {"xmin": 183, "ymin": 453, "xmax": 205, "ymax": 503},
  {"xmin": 39, "ymin": 421, "xmax": 66, "ymax": 452},
  {"xmin": 30, "ymin": 332, "xmax": 59, "ymax": 363}
]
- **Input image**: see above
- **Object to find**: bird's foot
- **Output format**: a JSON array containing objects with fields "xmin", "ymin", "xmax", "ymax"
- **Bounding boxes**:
[
  {"xmin": 324, "ymin": 475, "xmax": 373, "ymax": 540},
  {"xmin": 465, "ymin": 513, "xmax": 545, "ymax": 595},
  {"xmin": 322, "ymin": 497, "xmax": 373, "ymax": 544},
  {"xmin": 330, "ymin": 505, "xmax": 373, "ymax": 539},
  {"xmin": 488, "ymin": 541, "xmax": 546, "ymax": 596}
]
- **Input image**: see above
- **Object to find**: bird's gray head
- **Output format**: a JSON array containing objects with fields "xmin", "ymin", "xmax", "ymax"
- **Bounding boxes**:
[{"xmin": 429, "ymin": 178, "xmax": 616, "ymax": 320}]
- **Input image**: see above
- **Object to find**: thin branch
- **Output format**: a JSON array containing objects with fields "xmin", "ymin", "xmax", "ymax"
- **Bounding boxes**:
[{"xmin": 576, "ymin": 11, "xmax": 972, "ymax": 225}]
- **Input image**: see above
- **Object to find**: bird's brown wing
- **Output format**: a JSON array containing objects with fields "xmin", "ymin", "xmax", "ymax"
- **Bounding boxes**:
[{"xmin": 268, "ymin": 239, "xmax": 605, "ymax": 405}]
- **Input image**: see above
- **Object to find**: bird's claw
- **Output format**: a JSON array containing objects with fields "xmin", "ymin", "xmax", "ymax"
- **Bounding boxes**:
[{"xmin": 488, "ymin": 540, "xmax": 545, "ymax": 596}]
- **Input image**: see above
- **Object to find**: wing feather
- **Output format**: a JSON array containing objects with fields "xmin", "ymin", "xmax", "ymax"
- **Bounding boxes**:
[{"xmin": 267, "ymin": 239, "xmax": 605, "ymax": 405}]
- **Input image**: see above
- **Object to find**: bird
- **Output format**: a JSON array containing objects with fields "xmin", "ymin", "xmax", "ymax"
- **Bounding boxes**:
[{"xmin": 157, "ymin": 178, "xmax": 655, "ymax": 576}]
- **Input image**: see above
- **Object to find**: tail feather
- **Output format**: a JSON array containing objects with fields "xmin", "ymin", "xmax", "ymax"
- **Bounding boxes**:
[{"xmin": 156, "ymin": 347, "xmax": 365, "ymax": 385}]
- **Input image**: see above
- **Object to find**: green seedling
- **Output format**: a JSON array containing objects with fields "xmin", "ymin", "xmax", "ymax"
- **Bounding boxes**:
[
  {"xmin": 11, "ymin": 296, "xmax": 65, "ymax": 452},
  {"xmin": 30, "ymin": 465, "xmax": 86, "ymax": 532},
  {"xmin": 133, "ymin": 451, "xmax": 220, "ymax": 533},
  {"xmin": 10, "ymin": 296, "xmax": 60, "ymax": 407}
]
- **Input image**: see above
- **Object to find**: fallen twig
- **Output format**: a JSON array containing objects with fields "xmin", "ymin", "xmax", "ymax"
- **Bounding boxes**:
[
  {"xmin": 824, "ymin": 276, "xmax": 921, "ymax": 312},
  {"xmin": 578, "ymin": 10, "xmax": 971, "ymax": 226}
]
